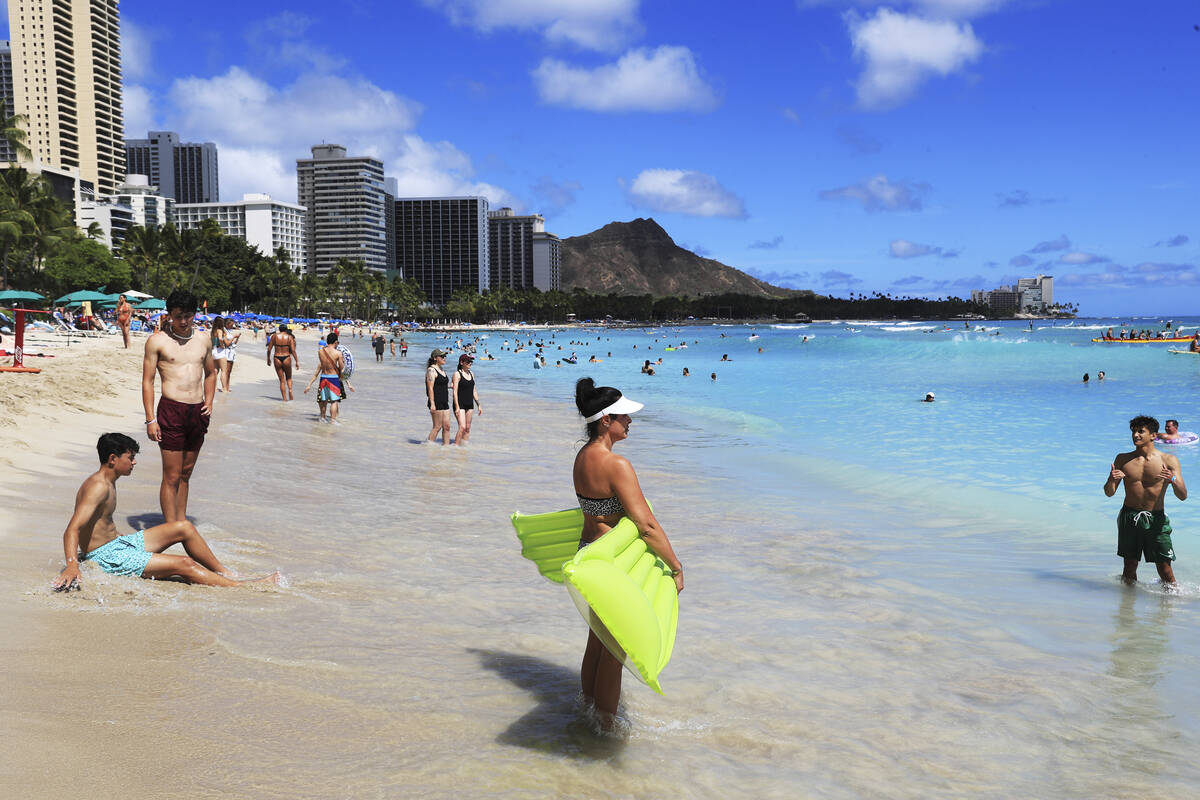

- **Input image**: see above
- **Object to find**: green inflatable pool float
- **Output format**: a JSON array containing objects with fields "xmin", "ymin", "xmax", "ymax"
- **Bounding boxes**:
[{"xmin": 511, "ymin": 508, "xmax": 679, "ymax": 694}]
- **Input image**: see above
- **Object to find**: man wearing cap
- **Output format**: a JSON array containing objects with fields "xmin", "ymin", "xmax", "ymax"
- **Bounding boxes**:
[{"xmin": 923, "ymin": 392, "xmax": 935, "ymax": 402}]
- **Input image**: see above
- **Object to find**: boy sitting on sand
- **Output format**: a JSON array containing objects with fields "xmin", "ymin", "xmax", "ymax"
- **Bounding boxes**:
[{"xmin": 52, "ymin": 433, "xmax": 280, "ymax": 591}]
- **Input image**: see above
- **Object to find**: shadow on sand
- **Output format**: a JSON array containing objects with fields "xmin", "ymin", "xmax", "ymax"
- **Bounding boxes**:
[
  {"xmin": 125, "ymin": 512, "xmax": 198, "ymax": 530},
  {"xmin": 468, "ymin": 648, "xmax": 629, "ymax": 759}
]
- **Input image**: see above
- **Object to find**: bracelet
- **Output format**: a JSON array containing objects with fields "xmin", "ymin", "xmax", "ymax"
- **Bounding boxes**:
[
  {"xmin": 65, "ymin": 557, "xmax": 76, "ymax": 563},
  {"xmin": 145, "ymin": 419, "xmax": 156, "ymax": 425}
]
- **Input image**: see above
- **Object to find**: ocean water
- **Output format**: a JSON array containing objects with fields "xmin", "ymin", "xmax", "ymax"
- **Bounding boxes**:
[{"xmin": 11, "ymin": 317, "xmax": 1200, "ymax": 798}]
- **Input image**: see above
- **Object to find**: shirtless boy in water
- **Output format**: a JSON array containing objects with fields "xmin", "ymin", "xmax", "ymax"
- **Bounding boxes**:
[
  {"xmin": 142, "ymin": 289, "xmax": 215, "ymax": 524},
  {"xmin": 1104, "ymin": 416, "xmax": 1188, "ymax": 585},
  {"xmin": 52, "ymin": 433, "xmax": 280, "ymax": 590}
]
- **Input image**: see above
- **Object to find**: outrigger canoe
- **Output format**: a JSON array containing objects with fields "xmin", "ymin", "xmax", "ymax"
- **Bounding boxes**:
[{"xmin": 1091, "ymin": 336, "xmax": 1198, "ymax": 343}]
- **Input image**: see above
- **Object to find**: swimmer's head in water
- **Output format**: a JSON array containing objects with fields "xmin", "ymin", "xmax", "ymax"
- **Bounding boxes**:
[{"xmin": 1129, "ymin": 415, "xmax": 1160, "ymax": 434}]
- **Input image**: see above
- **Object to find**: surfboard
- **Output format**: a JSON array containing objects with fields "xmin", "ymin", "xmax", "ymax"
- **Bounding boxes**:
[{"xmin": 1168, "ymin": 349, "xmax": 1200, "ymax": 356}]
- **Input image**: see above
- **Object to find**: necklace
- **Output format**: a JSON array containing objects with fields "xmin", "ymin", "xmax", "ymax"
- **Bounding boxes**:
[{"xmin": 167, "ymin": 326, "xmax": 194, "ymax": 343}]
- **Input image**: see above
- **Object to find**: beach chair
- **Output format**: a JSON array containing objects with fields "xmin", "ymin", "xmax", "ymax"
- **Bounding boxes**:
[
  {"xmin": 51, "ymin": 311, "xmax": 96, "ymax": 339},
  {"xmin": 0, "ymin": 311, "xmax": 12, "ymax": 334}
]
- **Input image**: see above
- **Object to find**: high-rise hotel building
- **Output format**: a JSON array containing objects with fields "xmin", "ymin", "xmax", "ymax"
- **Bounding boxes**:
[
  {"xmin": 296, "ymin": 144, "xmax": 387, "ymax": 275},
  {"xmin": 395, "ymin": 196, "xmax": 490, "ymax": 306},
  {"xmin": 8, "ymin": 0, "xmax": 125, "ymax": 197},
  {"xmin": 487, "ymin": 207, "xmax": 561, "ymax": 292},
  {"xmin": 0, "ymin": 40, "xmax": 16, "ymax": 163},
  {"xmin": 125, "ymin": 131, "xmax": 218, "ymax": 203},
  {"xmin": 175, "ymin": 193, "xmax": 307, "ymax": 271}
]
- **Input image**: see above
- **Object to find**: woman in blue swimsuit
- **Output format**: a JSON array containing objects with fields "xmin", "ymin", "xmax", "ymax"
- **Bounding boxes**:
[{"xmin": 572, "ymin": 377, "xmax": 684, "ymax": 730}]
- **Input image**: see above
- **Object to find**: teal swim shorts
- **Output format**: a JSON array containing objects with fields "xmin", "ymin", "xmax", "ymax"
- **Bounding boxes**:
[
  {"xmin": 1117, "ymin": 507, "xmax": 1175, "ymax": 563},
  {"xmin": 83, "ymin": 531, "xmax": 153, "ymax": 577}
]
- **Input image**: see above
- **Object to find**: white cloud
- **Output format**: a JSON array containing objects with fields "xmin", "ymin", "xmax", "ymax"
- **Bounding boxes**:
[
  {"xmin": 217, "ymin": 147, "xmax": 296, "ymax": 201},
  {"xmin": 423, "ymin": 0, "xmax": 641, "ymax": 51},
  {"xmin": 168, "ymin": 68, "xmax": 423, "ymax": 149},
  {"xmin": 847, "ymin": 8, "xmax": 982, "ymax": 110},
  {"xmin": 151, "ymin": 66, "xmax": 515, "ymax": 207},
  {"xmin": 122, "ymin": 85, "xmax": 157, "ymax": 137},
  {"xmin": 1058, "ymin": 263, "xmax": 1200, "ymax": 289},
  {"xmin": 121, "ymin": 19, "xmax": 156, "ymax": 82},
  {"xmin": 532, "ymin": 46, "xmax": 718, "ymax": 112},
  {"xmin": 819, "ymin": 174, "xmax": 930, "ymax": 212},
  {"xmin": 624, "ymin": 169, "xmax": 746, "ymax": 218},
  {"xmin": 1028, "ymin": 234, "xmax": 1070, "ymax": 253},
  {"xmin": 890, "ymin": 239, "xmax": 936, "ymax": 258},
  {"xmin": 1058, "ymin": 251, "xmax": 1108, "ymax": 265}
]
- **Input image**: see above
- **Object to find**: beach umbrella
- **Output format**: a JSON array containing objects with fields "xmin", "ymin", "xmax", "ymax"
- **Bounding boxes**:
[
  {"xmin": 136, "ymin": 298, "xmax": 166, "ymax": 310},
  {"xmin": 0, "ymin": 289, "xmax": 45, "ymax": 302},
  {"xmin": 54, "ymin": 289, "xmax": 111, "ymax": 304},
  {"xmin": 118, "ymin": 289, "xmax": 154, "ymax": 299}
]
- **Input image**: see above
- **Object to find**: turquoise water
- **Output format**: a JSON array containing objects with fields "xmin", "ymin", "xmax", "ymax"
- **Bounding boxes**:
[
  {"xmin": 446, "ymin": 317, "xmax": 1200, "ymax": 535},
  {"xmin": 13, "ymin": 317, "xmax": 1200, "ymax": 798}
]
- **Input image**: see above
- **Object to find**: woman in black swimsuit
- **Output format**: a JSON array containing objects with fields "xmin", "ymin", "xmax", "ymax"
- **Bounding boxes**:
[
  {"xmin": 572, "ymin": 377, "xmax": 684, "ymax": 730},
  {"xmin": 451, "ymin": 353, "xmax": 481, "ymax": 446},
  {"xmin": 425, "ymin": 349, "xmax": 451, "ymax": 445}
]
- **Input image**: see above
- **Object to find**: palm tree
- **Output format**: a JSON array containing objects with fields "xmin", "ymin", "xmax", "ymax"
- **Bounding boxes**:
[{"xmin": 0, "ymin": 98, "xmax": 32, "ymax": 163}]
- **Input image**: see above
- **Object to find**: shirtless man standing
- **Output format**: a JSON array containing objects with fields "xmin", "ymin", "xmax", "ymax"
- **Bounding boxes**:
[
  {"xmin": 303, "ymin": 330, "xmax": 351, "ymax": 423},
  {"xmin": 116, "ymin": 294, "xmax": 133, "ymax": 349},
  {"xmin": 142, "ymin": 289, "xmax": 215, "ymax": 524},
  {"xmin": 1105, "ymin": 415, "xmax": 1188, "ymax": 585},
  {"xmin": 266, "ymin": 323, "xmax": 299, "ymax": 401},
  {"xmin": 52, "ymin": 433, "xmax": 279, "ymax": 590}
]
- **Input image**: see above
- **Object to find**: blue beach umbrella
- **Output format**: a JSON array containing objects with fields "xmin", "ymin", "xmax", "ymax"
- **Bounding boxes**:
[
  {"xmin": 55, "ymin": 289, "xmax": 111, "ymax": 304},
  {"xmin": 0, "ymin": 289, "xmax": 46, "ymax": 302}
]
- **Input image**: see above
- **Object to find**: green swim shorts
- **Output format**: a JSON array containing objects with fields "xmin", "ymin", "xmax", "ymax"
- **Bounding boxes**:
[{"xmin": 1117, "ymin": 507, "xmax": 1175, "ymax": 563}]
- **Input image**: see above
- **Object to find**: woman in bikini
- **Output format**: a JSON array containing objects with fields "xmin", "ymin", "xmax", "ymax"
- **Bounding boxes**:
[
  {"xmin": 572, "ymin": 377, "xmax": 683, "ymax": 730},
  {"xmin": 266, "ymin": 324, "xmax": 299, "ymax": 401},
  {"xmin": 116, "ymin": 295, "xmax": 133, "ymax": 348}
]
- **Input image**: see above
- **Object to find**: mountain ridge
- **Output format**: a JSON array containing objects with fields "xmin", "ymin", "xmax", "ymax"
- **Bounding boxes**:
[{"xmin": 559, "ymin": 218, "xmax": 795, "ymax": 298}]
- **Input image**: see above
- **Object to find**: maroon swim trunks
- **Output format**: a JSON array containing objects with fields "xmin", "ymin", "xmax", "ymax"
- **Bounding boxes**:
[{"xmin": 156, "ymin": 395, "xmax": 209, "ymax": 451}]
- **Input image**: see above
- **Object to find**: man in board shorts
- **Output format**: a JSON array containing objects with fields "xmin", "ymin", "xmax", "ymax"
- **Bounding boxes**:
[
  {"xmin": 142, "ymin": 289, "xmax": 216, "ymax": 523},
  {"xmin": 1104, "ymin": 415, "xmax": 1189, "ymax": 585}
]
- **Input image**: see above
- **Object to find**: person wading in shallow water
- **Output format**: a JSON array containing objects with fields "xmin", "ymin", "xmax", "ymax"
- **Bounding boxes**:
[
  {"xmin": 266, "ymin": 324, "xmax": 299, "ymax": 401},
  {"xmin": 1105, "ymin": 415, "xmax": 1188, "ymax": 586},
  {"xmin": 572, "ymin": 377, "xmax": 683, "ymax": 730}
]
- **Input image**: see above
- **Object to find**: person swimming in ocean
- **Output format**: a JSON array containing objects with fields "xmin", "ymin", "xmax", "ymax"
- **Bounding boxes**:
[
  {"xmin": 52, "ymin": 433, "xmax": 281, "ymax": 590},
  {"xmin": 1105, "ymin": 416, "xmax": 1188, "ymax": 586}
]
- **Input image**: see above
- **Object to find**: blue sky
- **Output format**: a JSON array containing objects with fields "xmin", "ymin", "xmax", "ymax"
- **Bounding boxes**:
[{"xmin": 7, "ymin": 1, "xmax": 1199, "ymax": 314}]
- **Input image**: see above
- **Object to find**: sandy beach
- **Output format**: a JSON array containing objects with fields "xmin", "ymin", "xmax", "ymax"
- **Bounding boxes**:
[
  {"xmin": 0, "ymin": 325, "xmax": 290, "ymax": 796},
  {"xmin": 5, "ymin": 320, "xmax": 1200, "ymax": 799}
]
